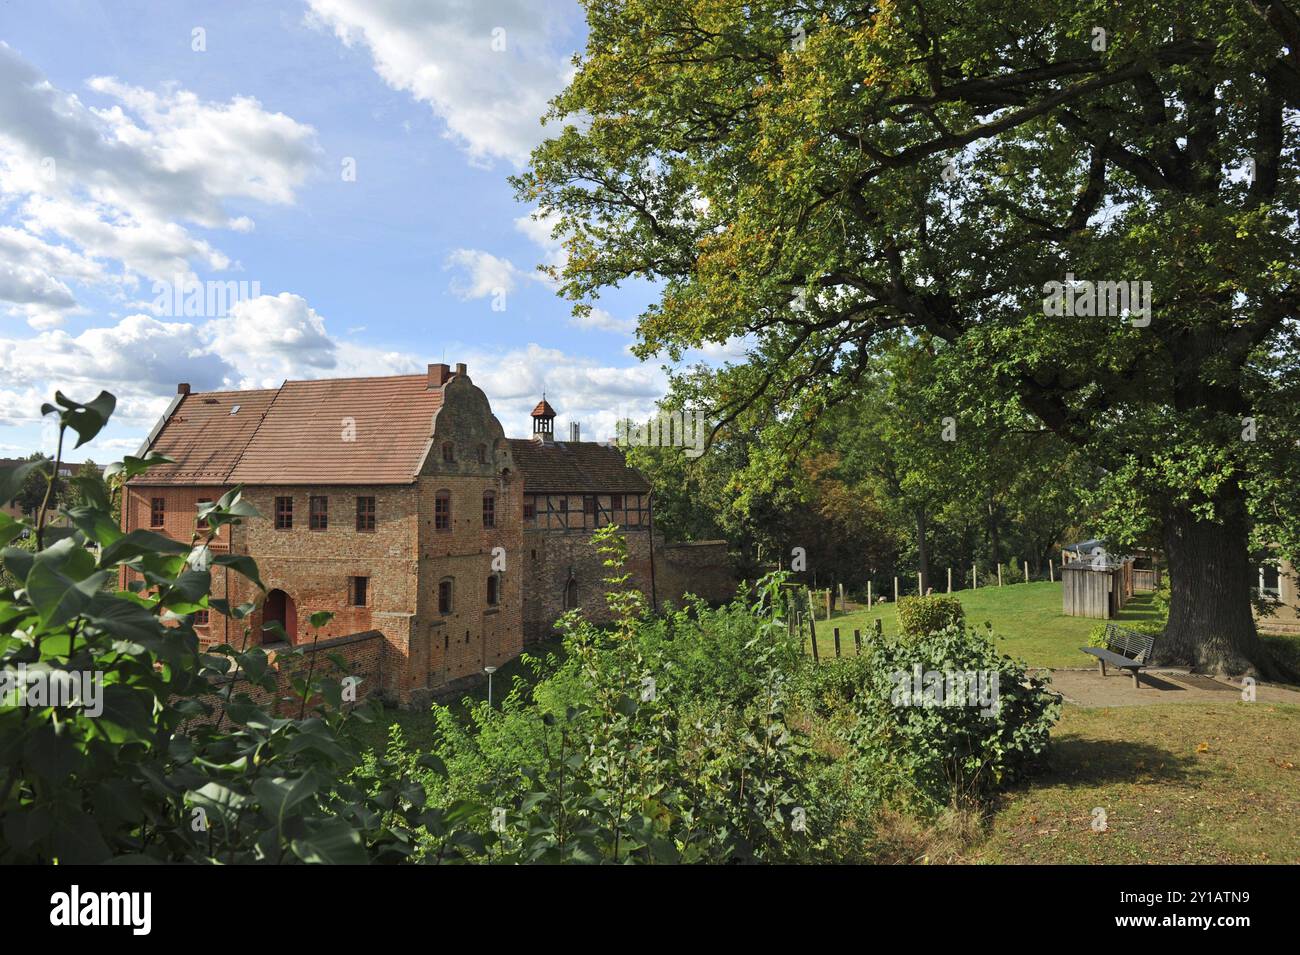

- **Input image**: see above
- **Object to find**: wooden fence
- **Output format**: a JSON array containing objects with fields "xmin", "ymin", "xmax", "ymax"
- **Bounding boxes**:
[
  {"xmin": 1132, "ymin": 568, "xmax": 1160, "ymax": 592},
  {"xmin": 787, "ymin": 598, "xmax": 883, "ymax": 662}
]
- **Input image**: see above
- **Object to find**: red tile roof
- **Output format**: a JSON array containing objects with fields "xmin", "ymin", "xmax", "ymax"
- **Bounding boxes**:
[
  {"xmin": 507, "ymin": 439, "xmax": 649, "ymax": 493},
  {"xmin": 530, "ymin": 398, "xmax": 556, "ymax": 418},
  {"xmin": 133, "ymin": 375, "xmax": 444, "ymax": 486},
  {"xmin": 132, "ymin": 388, "xmax": 278, "ymax": 485},
  {"xmin": 132, "ymin": 373, "xmax": 649, "ymax": 493},
  {"xmin": 229, "ymin": 375, "xmax": 443, "ymax": 485}
]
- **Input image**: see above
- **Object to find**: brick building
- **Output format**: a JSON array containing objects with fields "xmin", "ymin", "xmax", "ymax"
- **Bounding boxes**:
[{"xmin": 124, "ymin": 364, "xmax": 733, "ymax": 706}]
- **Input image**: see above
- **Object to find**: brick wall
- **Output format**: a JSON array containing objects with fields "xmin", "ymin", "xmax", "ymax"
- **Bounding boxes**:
[
  {"xmin": 122, "ymin": 483, "xmax": 243, "ymax": 646},
  {"xmin": 658, "ymin": 540, "xmax": 736, "ymax": 606},
  {"xmin": 238, "ymin": 483, "xmax": 421, "ymax": 645},
  {"xmin": 185, "ymin": 629, "xmax": 387, "ymax": 730},
  {"xmin": 520, "ymin": 529, "xmax": 735, "ymax": 642},
  {"xmin": 412, "ymin": 373, "xmax": 524, "ymax": 697}
]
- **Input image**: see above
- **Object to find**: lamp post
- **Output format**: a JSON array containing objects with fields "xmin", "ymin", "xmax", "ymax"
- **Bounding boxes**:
[{"xmin": 484, "ymin": 666, "xmax": 498, "ymax": 707}]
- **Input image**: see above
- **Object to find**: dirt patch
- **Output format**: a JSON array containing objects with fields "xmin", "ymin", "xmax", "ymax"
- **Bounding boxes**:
[{"xmin": 1048, "ymin": 667, "xmax": 1300, "ymax": 707}]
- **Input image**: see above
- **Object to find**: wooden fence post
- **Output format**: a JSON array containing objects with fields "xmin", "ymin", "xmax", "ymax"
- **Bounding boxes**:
[
  {"xmin": 838, "ymin": 582, "xmax": 846, "ymax": 613},
  {"xmin": 1049, "ymin": 559, "xmax": 1054, "ymax": 582},
  {"xmin": 1024, "ymin": 560, "xmax": 1029, "ymax": 583},
  {"xmin": 854, "ymin": 629, "xmax": 862, "ymax": 654},
  {"xmin": 893, "ymin": 576, "xmax": 899, "ymax": 602},
  {"xmin": 917, "ymin": 571, "xmax": 923, "ymax": 595},
  {"xmin": 947, "ymin": 567, "xmax": 952, "ymax": 593},
  {"xmin": 825, "ymin": 588, "xmax": 831, "ymax": 621},
  {"xmin": 808, "ymin": 608, "xmax": 819, "ymax": 662},
  {"xmin": 867, "ymin": 580, "xmax": 872, "ymax": 608},
  {"xmin": 973, "ymin": 563, "xmax": 978, "ymax": 589},
  {"xmin": 997, "ymin": 564, "xmax": 1003, "ymax": 587},
  {"xmin": 833, "ymin": 627, "xmax": 841, "ymax": 658}
]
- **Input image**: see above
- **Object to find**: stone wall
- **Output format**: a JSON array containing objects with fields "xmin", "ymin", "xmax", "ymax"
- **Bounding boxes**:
[
  {"xmin": 521, "ymin": 529, "xmax": 735, "ymax": 643},
  {"xmin": 657, "ymin": 540, "xmax": 736, "ymax": 607},
  {"xmin": 185, "ymin": 628, "xmax": 388, "ymax": 730}
]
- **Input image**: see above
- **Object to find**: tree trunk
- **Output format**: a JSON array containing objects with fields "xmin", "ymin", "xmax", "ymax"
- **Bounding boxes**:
[
  {"xmin": 915, "ymin": 505, "xmax": 930, "ymax": 593},
  {"xmin": 1159, "ymin": 489, "xmax": 1280, "ymax": 678},
  {"xmin": 986, "ymin": 496, "xmax": 1001, "ymax": 568}
]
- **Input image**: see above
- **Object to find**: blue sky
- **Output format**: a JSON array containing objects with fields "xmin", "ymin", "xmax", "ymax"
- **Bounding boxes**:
[{"xmin": 0, "ymin": 0, "xmax": 725, "ymax": 460}]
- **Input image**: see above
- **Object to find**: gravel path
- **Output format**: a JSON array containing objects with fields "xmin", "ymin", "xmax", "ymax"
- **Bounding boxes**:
[{"xmin": 1044, "ymin": 667, "xmax": 1300, "ymax": 707}]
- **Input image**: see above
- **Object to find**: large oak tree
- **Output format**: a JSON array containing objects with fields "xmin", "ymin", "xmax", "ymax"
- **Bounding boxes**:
[{"xmin": 518, "ymin": 0, "xmax": 1300, "ymax": 676}]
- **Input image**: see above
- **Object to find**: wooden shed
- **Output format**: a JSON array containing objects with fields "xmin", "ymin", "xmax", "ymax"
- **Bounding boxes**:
[{"xmin": 1061, "ymin": 562, "xmax": 1130, "ymax": 619}]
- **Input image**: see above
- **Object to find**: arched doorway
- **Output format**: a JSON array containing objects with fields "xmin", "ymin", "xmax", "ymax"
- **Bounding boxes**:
[
  {"xmin": 563, "ymin": 577, "xmax": 578, "ymax": 611},
  {"xmin": 263, "ymin": 589, "xmax": 297, "ymax": 644}
]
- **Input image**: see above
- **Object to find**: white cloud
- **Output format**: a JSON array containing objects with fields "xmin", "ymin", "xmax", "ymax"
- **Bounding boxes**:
[
  {"xmin": 84, "ymin": 76, "xmax": 319, "ymax": 211},
  {"xmin": 569, "ymin": 307, "xmax": 637, "ymax": 335},
  {"xmin": 204, "ymin": 293, "xmax": 337, "ymax": 387},
  {"xmin": 305, "ymin": 0, "xmax": 572, "ymax": 167},
  {"xmin": 0, "ymin": 42, "xmax": 320, "ymax": 322},
  {"xmin": 20, "ymin": 194, "xmax": 230, "ymax": 282},
  {"xmin": 0, "ymin": 293, "xmax": 423, "ymax": 435},
  {"xmin": 464, "ymin": 342, "xmax": 666, "ymax": 441},
  {"xmin": 514, "ymin": 207, "xmax": 567, "ymax": 274},
  {"xmin": 0, "ymin": 300, "xmax": 670, "ymax": 458},
  {"xmin": 445, "ymin": 248, "xmax": 521, "ymax": 300}
]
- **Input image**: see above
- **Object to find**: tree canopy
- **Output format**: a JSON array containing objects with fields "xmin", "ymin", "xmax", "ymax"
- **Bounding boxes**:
[{"xmin": 517, "ymin": 0, "xmax": 1300, "ymax": 676}]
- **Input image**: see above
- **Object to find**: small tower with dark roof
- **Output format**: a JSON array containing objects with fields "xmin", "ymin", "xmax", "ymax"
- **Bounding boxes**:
[{"xmin": 531, "ymin": 395, "xmax": 556, "ymax": 443}]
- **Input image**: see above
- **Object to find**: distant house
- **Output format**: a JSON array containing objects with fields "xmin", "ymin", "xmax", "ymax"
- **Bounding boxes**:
[
  {"xmin": 0, "ymin": 457, "xmax": 104, "ymax": 522},
  {"xmin": 1256, "ymin": 557, "xmax": 1300, "ymax": 633}
]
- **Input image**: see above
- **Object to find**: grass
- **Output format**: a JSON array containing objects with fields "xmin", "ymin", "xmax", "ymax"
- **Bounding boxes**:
[
  {"xmin": 349, "ymin": 636, "xmax": 566, "ymax": 754},
  {"xmin": 970, "ymin": 701, "xmax": 1300, "ymax": 863},
  {"xmin": 805, "ymin": 580, "xmax": 1164, "ymax": 668},
  {"xmin": 344, "ymin": 589, "xmax": 1300, "ymax": 864}
]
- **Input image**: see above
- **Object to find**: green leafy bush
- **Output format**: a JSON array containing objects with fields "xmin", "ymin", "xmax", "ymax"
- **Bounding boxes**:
[
  {"xmin": 0, "ymin": 391, "xmax": 438, "ymax": 864},
  {"xmin": 409, "ymin": 534, "xmax": 820, "ymax": 863},
  {"xmin": 896, "ymin": 594, "xmax": 966, "ymax": 639},
  {"xmin": 0, "ymin": 390, "xmax": 1059, "ymax": 864},
  {"xmin": 846, "ymin": 623, "xmax": 1060, "ymax": 807}
]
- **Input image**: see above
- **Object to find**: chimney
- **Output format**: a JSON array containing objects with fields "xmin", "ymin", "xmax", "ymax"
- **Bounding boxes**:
[
  {"xmin": 427, "ymin": 363, "xmax": 450, "ymax": 388},
  {"xmin": 455, "ymin": 362, "xmax": 468, "ymax": 378},
  {"xmin": 177, "ymin": 383, "xmax": 191, "ymax": 395},
  {"xmin": 569, "ymin": 421, "xmax": 581, "ymax": 442}
]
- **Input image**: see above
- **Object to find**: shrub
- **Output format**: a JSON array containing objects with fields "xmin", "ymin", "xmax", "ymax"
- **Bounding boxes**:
[
  {"xmin": 0, "ymin": 391, "xmax": 446, "ymax": 864},
  {"xmin": 896, "ymin": 594, "xmax": 966, "ymax": 639},
  {"xmin": 850, "ymin": 623, "xmax": 1060, "ymax": 807}
]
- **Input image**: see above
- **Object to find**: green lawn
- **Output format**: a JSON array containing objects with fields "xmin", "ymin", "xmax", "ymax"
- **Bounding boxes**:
[
  {"xmin": 805, "ymin": 580, "xmax": 1164, "ymax": 669},
  {"xmin": 971, "ymin": 701, "xmax": 1300, "ymax": 863}
]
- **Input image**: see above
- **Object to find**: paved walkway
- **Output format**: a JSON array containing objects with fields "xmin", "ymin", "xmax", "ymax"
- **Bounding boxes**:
[{"xmin": 1044, "ymin": 667, "xmax": 1300, "ymax": 707}]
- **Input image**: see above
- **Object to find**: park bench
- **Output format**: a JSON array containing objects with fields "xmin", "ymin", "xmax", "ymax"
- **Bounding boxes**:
[{"xmin": 1079, "ymin": 623, "xmax": 1159, "ymax": 689}]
